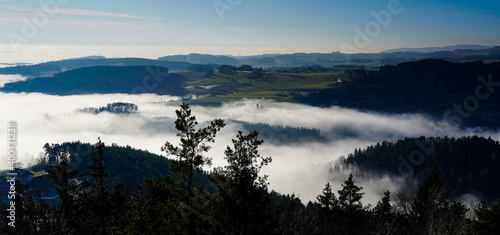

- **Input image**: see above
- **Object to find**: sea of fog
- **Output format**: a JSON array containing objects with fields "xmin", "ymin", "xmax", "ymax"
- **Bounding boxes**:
[{"xmin": 1, "ymin": 91, "xmax": 499, "ymax": 204}]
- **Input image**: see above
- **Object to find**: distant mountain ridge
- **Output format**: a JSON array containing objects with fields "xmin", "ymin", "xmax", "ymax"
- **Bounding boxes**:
[
  {"xmin": 0, "ymin": 58, "xmax": 218, "ymax": 77},
  {"xmin": 1, "ymin": 45, "xmax": 499, "ymax": 77},
  {"xmin": 158, "ymin": 53, "xmax": 241, "ymax": 66},
  {"xmin": 382, "ymin": 44, "xmax": 494, "ymax": 53}
]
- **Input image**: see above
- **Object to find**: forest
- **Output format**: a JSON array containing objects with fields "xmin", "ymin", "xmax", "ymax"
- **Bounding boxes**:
[
  {"xmin": 299, "ymin": 59, "xmax": 500, "ymax": 128},
  {"xmin": 341, "ymin": 136, "xmax": 500, "ymax": 202},
  {"xmin": 0, "ymin": 66, "xmax": 187, "ymax": 96},
  {"xmin": 1, "ymin": 103, "xmax": 499, "ymax": 234},
  {"xmin": 80, "ymin": 102, "xmax": 139, "ymax": 114}
]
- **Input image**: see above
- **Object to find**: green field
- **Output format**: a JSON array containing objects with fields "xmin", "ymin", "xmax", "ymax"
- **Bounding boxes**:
[{"xmin": 182, "ymin": 70, "xmax": 350, "ymax": 105}]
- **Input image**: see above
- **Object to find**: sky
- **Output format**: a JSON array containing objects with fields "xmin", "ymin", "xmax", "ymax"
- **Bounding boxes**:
[{"xmin": 0, "ymin": 0, "xmax": 499, "ymax": 63}]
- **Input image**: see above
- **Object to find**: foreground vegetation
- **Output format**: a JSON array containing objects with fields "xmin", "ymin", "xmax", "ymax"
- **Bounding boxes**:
[{"xmin": 1, "ymin": 104, "xmax": 500, "ymax": 234}]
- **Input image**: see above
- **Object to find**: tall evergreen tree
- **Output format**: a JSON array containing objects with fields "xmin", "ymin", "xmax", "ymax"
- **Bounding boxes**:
[
  {"xmin": 223, "ymin": 130, "xmax": 272, "ymax": 192},
  {"xmin": 213, "ymin": 130, "xmax": 273, "ymax": 234},
  {"xmin": 338, "ymin": 173, "xmax": 364, "ymax": 212},
  {"xmin": 79, "ymin": 138, "xmax": 125, "ymax": 233},
  {"xmin": 316, "ymin": 183, "xmax": 338, "ymax": 211},
  {"xmin": 372, "ymin": 190, "xmax": 396, "ymax": 235},
  {"xmin": 401, "ymin": 166, "xmax": 471, "ymax": 234},
  {"xmin": 337, "ymin": 173, "xmax": 367, "ymax": 234},
  {"xmin": 45, "ymin": 150, "xmax": 80, "ymax": 232},
  {"xmin": 162, "ymin": 103, "xmax": 225, "ymax": 207},
  {"xmin": 475, "ymin": 200, "xmax": 500, "ymax": 235},
  {"xmin": 315, "ymin": 182, "xmax": 340, "ymax": 233}
]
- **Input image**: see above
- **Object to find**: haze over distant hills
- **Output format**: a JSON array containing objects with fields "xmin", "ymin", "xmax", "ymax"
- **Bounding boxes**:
[
  {"xmin": 382, "ymin": 44, "xmax": 494, "ymax": 53},
  {"xmin": 158, "ymin": 53, "xmax": 241, "ymax": 66},
  {"xmin": 0, "ymin": 45, "xmax": 499, "ymax": 77}
]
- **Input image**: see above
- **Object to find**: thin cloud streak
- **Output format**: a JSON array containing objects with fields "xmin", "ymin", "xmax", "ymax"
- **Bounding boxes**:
[
  {"xmin": 408, "ymin": 8, "xmax": 500, "ymax": 21},
  {"xmin": 1, "ymin": 5, "xmax": 159, "ymax": 19}
]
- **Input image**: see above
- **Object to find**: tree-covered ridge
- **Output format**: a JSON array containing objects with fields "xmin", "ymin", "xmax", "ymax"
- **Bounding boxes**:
[
  {"xmin": 0, "ymin": 63, "xmax": 61, "ymax": 76},
  {"xmin": 79, "ymin": 102, "xmax": 138, "ymax": 114},
  {"xmin": 38, "ymin": 141, "xmax": 177, "ymax": 190},
  {"xmin": 300, "ymin": 59, "xmax": 500, "ymax": 128},
  {"xmin": 0, "ymin": 57, "xmax": 219, "ymax": 77},
  {"xmin": 229, "ymin": 120, "xmax": 329, "ymax": 145},
  {"xmin": 158, "ymin": 53, "xmax": 241, "ymax": 66},
  {"xmin": 342, "ymin": 135, "xmax": 500, "ymax": 201},
  {"xmin": 140, "ymin": 118, "xmax": 328, "ymax": 145},
  {"xmin": 0, "ymin": 65, "xmax": 187, "ymax": 96}
]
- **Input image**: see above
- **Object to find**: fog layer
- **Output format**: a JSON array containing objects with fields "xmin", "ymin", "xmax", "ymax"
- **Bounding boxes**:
[{"xmin": 1, "ymin": 93, "xmax": 499, "ymax": 204}]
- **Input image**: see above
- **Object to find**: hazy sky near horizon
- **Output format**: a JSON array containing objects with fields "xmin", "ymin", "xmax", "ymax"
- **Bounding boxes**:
[{"xmin": 0, "ymin": 0, "xmax": 499, "ymax": 63}]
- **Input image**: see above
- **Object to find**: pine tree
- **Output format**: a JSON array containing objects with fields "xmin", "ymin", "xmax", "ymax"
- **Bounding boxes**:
[
  {"xmin": 408, "ymin": 166, "xmax": 471, "ymax": 234},
  {"xmin": 315, "ymin": 182, "xmax": 340, "ymax": 233},
  {"xmin": 223, "ymin": 130, "xmax": 272, "ymax": 192},
  {"xmin": 337, "ymin": 173, "xmax": 366, "ymax": 234},
  {"xmin": 162, "ymin": 103, "xmax": 225, "ymax": 207},
  {"xmin": 45, "ymin": 150, "xmax": 80, "ymax": 232},
  {"xmin": 79, "ymin": 138, "xmax": 125, "ymax": 233},
  {"xmin": 338, "ymin": 173, "xmax": 364, "ymax": 212},
  {"xmin": 373, "ymin": 190, "xmax": 395, "ymax": 235},
  {"xmin": 374, "ymin": 190, "xmax": 392, "ymax": 215},
  {"xmin": 475, "ymin": 200, "xmax": 500, "ymax": 234},
  {"xmin": 316, "ymin": 183, "xmax": 338, "ymax": 211},
  {"xmin": 412, "ymin": 166, "xmax": 450, "ymax": 217},
  {"xmin": 214, "ymin": 130, "xmax": 273, "ymax": 234}
]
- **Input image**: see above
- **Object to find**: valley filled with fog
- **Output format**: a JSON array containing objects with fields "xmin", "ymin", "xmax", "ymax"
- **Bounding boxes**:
[{"xmin": 1, "ymin": 91, "xmax": 499, "ymax": 204}]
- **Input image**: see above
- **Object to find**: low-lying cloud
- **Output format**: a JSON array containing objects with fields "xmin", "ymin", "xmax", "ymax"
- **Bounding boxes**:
[
  {"xmin": 0, "ymin": 74, "xmax": 29, "ymax": 87},
  {"xmin": 1, "ymin": 93, "xmax": 499, "ymax": 205}
]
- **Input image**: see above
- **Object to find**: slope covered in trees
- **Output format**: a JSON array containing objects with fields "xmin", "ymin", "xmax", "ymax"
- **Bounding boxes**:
[
  {"xmin": 0, "ymin": 57, "xmax": 218, "ymax": 77},
  {"xmin": 37, "ymin": 141, "xmax": 178, "ymax": 190},
  {"xmin": 0, "ymin": 66, "xmax": 187, "ymax": 96},
  {"xmin": 79, "ymin": 102, "xmax": 139, "ymax": 114},
  {"xmin": 0, "ymin": 63, "xmax": 61, "ymax": 77},
  {"xmin": 158, "ymin": 53, "xmax": 241, "ymax": 66},
  {"xmin": 299, "ymin": 59, "xmax": 500, "ymax": 128},
  {"xmin": 342, "ymin": 135, "xmax": 500, "ymax": 201}
]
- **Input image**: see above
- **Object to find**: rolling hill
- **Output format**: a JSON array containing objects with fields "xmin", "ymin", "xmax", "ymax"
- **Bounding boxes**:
[{"xmin": 0, "ymin": 65, "xmax": 187, "ymax": 96}]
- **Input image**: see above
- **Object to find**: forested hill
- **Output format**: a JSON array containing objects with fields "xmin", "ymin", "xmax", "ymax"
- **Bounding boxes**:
[
  {"xmin": 35, "ymin": 141, "xmax": 211, "ymax": 190},
  {"xmin": 300, "ymin": 59, "xmax": 500, "ymax": 128},
  {"xmin": 48, "ymin": 58, "xmax": 204, "ymax": 71},
  {"xmin": 0, "ymin": 63, "xmax": 61, "ymax": 77},
  {"xmin": 0, "ymin": 58, "xmax": 219, "ymax": 77},
  {"xmin": 158, "ymin": 53, "xmax": 241, "ymax": 66},
  {"xmin": 0, "ymin": 66, "xmax": 187, "ymax": 96},
  {"xmin": 342, "ymin": 135, "xmax": 500, "ymax": 201}
]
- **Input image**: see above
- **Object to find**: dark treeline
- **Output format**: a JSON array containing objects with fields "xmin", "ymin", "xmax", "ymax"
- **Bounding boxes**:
[
  {"xmin": 1, "ymin": 65, "xmax": 187, "ymax": 96},
  {"xmin": 37, "ymin": 141, "xmax": 178, "ymax": 191},
  {"xmin": 228, "ymin": 119, "xmax": 329, "ymax": 145},
  {"xmin": 276, "ymin": 64, "xmax": 340, "ymax": 73},
  {"xmin": 141, "ymin": 117, "xmax": 329, "ymax": 145},
  {"xmin": 0, "ymin": 63, "xmax": 62, "ymax": 76},
  {"xmin": 80, "ymin": 102, "xmax": 139, "ymax": 114},
  {"xmin": 158, "ymin": 53, "xmax": 241, "ymax": 67},
  {"xmin": 1, "ymin": 104, "xmax": 500, "ymax": 234},
  {"xmin": 341, "ymin": 135, "xmax": 500, "ymax": 202},
  {"xmin": 217, "ymin": 64, "xmax": 266, "ymax": 79},
  {"xmin": 0, "ymin": 57, "xmax": 219, "ymax": 77},
  {"xmin": 299, "ymin": 59, "xmax": 500, "ymax": 128}
]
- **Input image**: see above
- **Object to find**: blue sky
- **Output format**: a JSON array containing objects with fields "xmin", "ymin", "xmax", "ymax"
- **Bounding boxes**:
[{"xmin": 0, "ymin": 0, "xmax": 499, "ymax": 61}]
